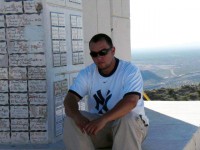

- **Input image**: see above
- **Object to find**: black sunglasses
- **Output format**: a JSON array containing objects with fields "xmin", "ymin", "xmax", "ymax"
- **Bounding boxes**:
[{"xmin": 90, "ymin": 47, "xmax": 112, "ymax": 58}]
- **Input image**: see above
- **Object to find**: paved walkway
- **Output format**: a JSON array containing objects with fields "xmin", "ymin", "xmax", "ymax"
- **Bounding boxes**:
[{"xmin": 142, "ymin": 101, "xmax": 200, "ymax": 150}]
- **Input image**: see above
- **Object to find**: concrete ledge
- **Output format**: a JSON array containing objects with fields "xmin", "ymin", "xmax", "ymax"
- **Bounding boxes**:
[{"xmin": 142, "ymin": 101, "xmax": 200, "ymax": 150}]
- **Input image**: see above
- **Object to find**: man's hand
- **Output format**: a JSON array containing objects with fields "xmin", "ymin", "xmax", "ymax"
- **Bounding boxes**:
[{"xmin": 84, "ymin": 117, "xmax": 107, "ymax": 136}]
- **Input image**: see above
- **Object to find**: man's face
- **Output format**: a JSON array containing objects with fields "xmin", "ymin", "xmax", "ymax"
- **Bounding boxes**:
[{"xmin": 89, "ymin": 40, "xmax": 115, "ymax": 72}]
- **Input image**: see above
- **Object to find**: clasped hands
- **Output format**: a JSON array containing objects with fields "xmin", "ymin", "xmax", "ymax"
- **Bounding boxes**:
[{"xmin": 73, "ymin": 114, "xmax": 107, "ymax": 136}]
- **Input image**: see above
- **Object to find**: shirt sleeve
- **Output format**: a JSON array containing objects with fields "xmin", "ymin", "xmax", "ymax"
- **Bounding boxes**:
[
  {"xmin": 122, "ymin": 65, "xmax": 143, "ymax": 99},
  {"xmin": 69, "ymin": 68, "xmax": 89, "ymax": 99}
]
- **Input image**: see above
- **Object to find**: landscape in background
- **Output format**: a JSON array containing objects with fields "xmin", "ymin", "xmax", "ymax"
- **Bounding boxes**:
[{"xmin": 132, "ymin": 48, "xmax": 200, "ymax": 90}]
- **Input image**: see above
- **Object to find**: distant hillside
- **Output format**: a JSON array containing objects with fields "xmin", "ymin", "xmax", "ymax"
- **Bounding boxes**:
[
  {"xmin": 141, "ymin": 70, "xmax": 200, "ymax": 90},
  {"xmin": 144, "ymin": 84, "xmax": 200, "ymax": 101},
  {"xmin": 141, "ymin": 70, "xmax": 163, "ymax": 81}
]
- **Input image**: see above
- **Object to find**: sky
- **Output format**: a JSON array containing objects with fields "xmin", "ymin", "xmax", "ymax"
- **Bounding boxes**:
[{"xmin": 130, "ymin": 0, "xmax": 200, "ymax": 51}]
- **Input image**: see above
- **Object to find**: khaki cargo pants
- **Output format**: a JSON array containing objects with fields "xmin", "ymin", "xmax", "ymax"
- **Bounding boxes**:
[{"xmin": 63, "ymin": 111, "xmax": 148, "ymax": 150}]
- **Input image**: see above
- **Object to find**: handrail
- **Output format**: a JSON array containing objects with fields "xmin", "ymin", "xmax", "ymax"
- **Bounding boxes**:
[{"xmin": 143, "ymin": 92, "xmax": 150, "ymax": 101}]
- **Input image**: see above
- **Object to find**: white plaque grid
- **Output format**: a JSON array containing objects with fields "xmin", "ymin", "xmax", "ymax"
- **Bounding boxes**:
[
  {"xmin": 70, "ymin": 14, "xmax": 84, "ymax": 65},
  {"xmin": 50, "ymin": 12, "xmax": 67, "ymax": 67},
  {"xmin": 54, "ymin": 79, "xmax": 68, "ymax": 136},
  {"xmin": 0, "ymin": 0, "xmax": 47, "ymax": 144}
]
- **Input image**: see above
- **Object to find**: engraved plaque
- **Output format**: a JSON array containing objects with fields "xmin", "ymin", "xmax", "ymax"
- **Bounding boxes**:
[
  {"xmin": 55, "ymin": 121, "xmax": 63, "ymax": 136},
  {"xmin": 9, "ymin": 54, "xmax": 28, "ymax": 66},
  {"xmin": 58, "ymin": 13, "xmax": 65, "ymax": 26},
  {"xmin": 78, "ymin": 52, "xmax": 84, "ymax": 64},
  {"xmin": 59, "ymin": 41, "xmax": 67, "ymax": 52},
  {"xmin": 30, "ymin": 119, "xmax": 47, "ymax": 131},
  {"xmin": 0, "ymin": 42, "xmax": 7, "ymax": 54},
  {"xmin": 51, "ymin": 13, "xmax": 58, "ymax": 26},
  {"xmin": 10, "ymin": 93, "xmax": 28, "ymax": 105},
  {"xmin": 54, "ymin": 81, "xmax": 62, "ymax": 96},
  {"xmin": 0, "ymin": 119, "xmax": 10, "ymax": 131},
  {"xmin": 29, "ymin": 41, "xmax": 44, "ymax": 53},
  {"xmin": 6, "ymin": 14, "xmax": 42, "ymax": 27},
  {"xmin": 53, "ymin": 54, "xmax": 61, "ymax": 67},
  {"xmin": 0, "ymin": 132, "xmax": 10, "ymax": 144},
  {"xmin": 30, "ymin": 132, "xmax": 48, "ymax": 144},
  {"xmin": 9, "ymin": 80, "xmax": 27, "ymax": 92},
  {"xmin": 0, "ymin": 106, "xmax": 9, "ymax": 118},
  {"xmin": 30, "ymin": 106, "xmax": 47, "ymax": 118},
  {"xmin": 71, "ymin": 28, "xmax": 78, "ymax": 39},
  {"xmin": 4, "ymin": 1, "xmax": 23, "ymax": 14},
  {"xmin": 0, "ymin": 28, "xmax": 5, "ymax": 41},
  {"xmin": 11, "ymin": 132, "xmax": 29, "ymax": 144},
  {"xmin": 70, "ymin": 15, "xmax": 77, "ymax": 27},
  {"xmin": 55, "ymin": 106, "xmax": 64, "ymax": 123},
  {"xmin": 6, "ymin": 14, "xmax": 23, "ymax": 27},
  {"xmin": 72, "ymin": 41, "xmax": 78, "ymax": 52},
  {"xmin": 0, "ymin": 93, "xmax": 9, "ymax": 105},
  {"xmin": 9, "ymin": 67, "xmax": 27, "ymax": 79},
  {"xmin": 58, "ymin": 27, "xmax": 66, "ymax": 39},
  {"xmin": 28, "ymin": 67, "xmax": 46, "ymax": 79},
  {"xmin": 72, "ymin": 53, "xmax": 78, "ymax": 65},
  {"xmin": 61, "ymin": 79, "xmax": 68, "ymax": 92},
  {"xmin": 78, "ymin": 40, "xmax": 83, "ymax": 51},
  {"xmin": 55, "ymin": 95, "xmax": 64, "ymax": 107},
  {"xmin": 25, "ymin": 14, "xmax": 42, "ymax": 26},
  {"xmin": 24, "ymin": 1, "xmax": 37, "ymax": 13},
  {"xmin": 28, "ymin": 80, "xmax": 46, "ymax": 92},
  {"xmin": 11, "ymin": 119, "xmax": 29, "ymax": 131},
  {"xmin": 52, "ymin": 40, "xmax": 60, "ymax": 53},
  {"xmin": 28, "ymin": 54, "xmax": 46, "ymax": 66},
  {"xmin": 8, "ymin": 41, "xmax": 44, "ymax": 54},
  {"xmin": 52, "ymin": 27, "xmax": 59, "ymax": 39},
  {"xmin": 0, "ymin": 68, "xmax": 8, "ymax": 79},
  {"xmin": 60, "ymin": 53, "xmax": 67, "ymax": 66},
  {"xmin": 29, "ymin": 93, "xmax": 47, "ymax": 105},
  {"xmin": 7, "ymin": 41, "xmax": 29, "ymax": 54},
  {"xmin": 10, "ymin": 106, "xmax": 29, "ymax": 118},
  {"xmin": 0, "ymin": 15, "xmax": 4, "ymax": 27},
  {"xmin": 77, "ymin": 28, "xmax": 83, "ymax": 39},
  {"xmin": 77, "ymin": 16, "xmax": 82, "ymax": 27},
  {"xmin": 6, "ymin": 27, "xmax": 25, "ymax": 40},
  {"xmin": 0, "ymin": 80, "xmax": 8, "ymax": 92}
]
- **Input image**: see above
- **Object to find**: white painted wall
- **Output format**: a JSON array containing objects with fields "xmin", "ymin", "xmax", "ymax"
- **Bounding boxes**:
[{"xmin": 82, "ymin": 0, "xmax": 131, "ymax": 66}]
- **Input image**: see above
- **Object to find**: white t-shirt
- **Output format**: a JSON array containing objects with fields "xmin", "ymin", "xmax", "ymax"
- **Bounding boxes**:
[{"xmin": 70, "ymin": 58, "xmax": 146, "ymax": 117}]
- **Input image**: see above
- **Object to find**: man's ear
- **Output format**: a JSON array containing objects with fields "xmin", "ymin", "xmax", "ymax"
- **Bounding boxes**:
[{"xmin": 112, "ymin": 47, "xmax": 116, "ymax": 54}]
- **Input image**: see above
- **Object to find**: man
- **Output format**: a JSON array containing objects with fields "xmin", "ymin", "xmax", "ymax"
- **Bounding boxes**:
[{"xmin": 63, "ymin": 33, "xmax": 149, "ymax": 150}]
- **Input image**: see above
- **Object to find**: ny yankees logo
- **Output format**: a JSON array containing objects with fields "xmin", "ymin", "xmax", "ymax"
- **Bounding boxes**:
[{"xmin": 93, "ymin": 90, "xmax": 112, "ymax": 114}]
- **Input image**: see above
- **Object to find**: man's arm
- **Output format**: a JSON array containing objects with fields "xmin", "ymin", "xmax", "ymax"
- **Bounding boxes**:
[
  {"xmin": 84, "ymin": 94, "xmax": 139, "ymax": 135},
  {"xmin": 102, "ymin": 94, "xmax": 139, "ymax": 122},
  {"xmin": 64, "ymin": 91, "xmax": 80, "ymax": 117},
  {"xmin": 64, "ymin": 91, "xmax": 90, "ymax": 133}
]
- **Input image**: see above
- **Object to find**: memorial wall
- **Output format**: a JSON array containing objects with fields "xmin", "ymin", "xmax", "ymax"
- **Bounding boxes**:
[{"xmin": 0, "ymin": 0, "xmax": 84, "ymax": 145}]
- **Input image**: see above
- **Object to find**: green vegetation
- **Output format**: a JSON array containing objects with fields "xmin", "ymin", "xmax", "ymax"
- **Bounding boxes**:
[{"xmin": 144, "ymin": 83, "xmax": 200, "ymax": 101}]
